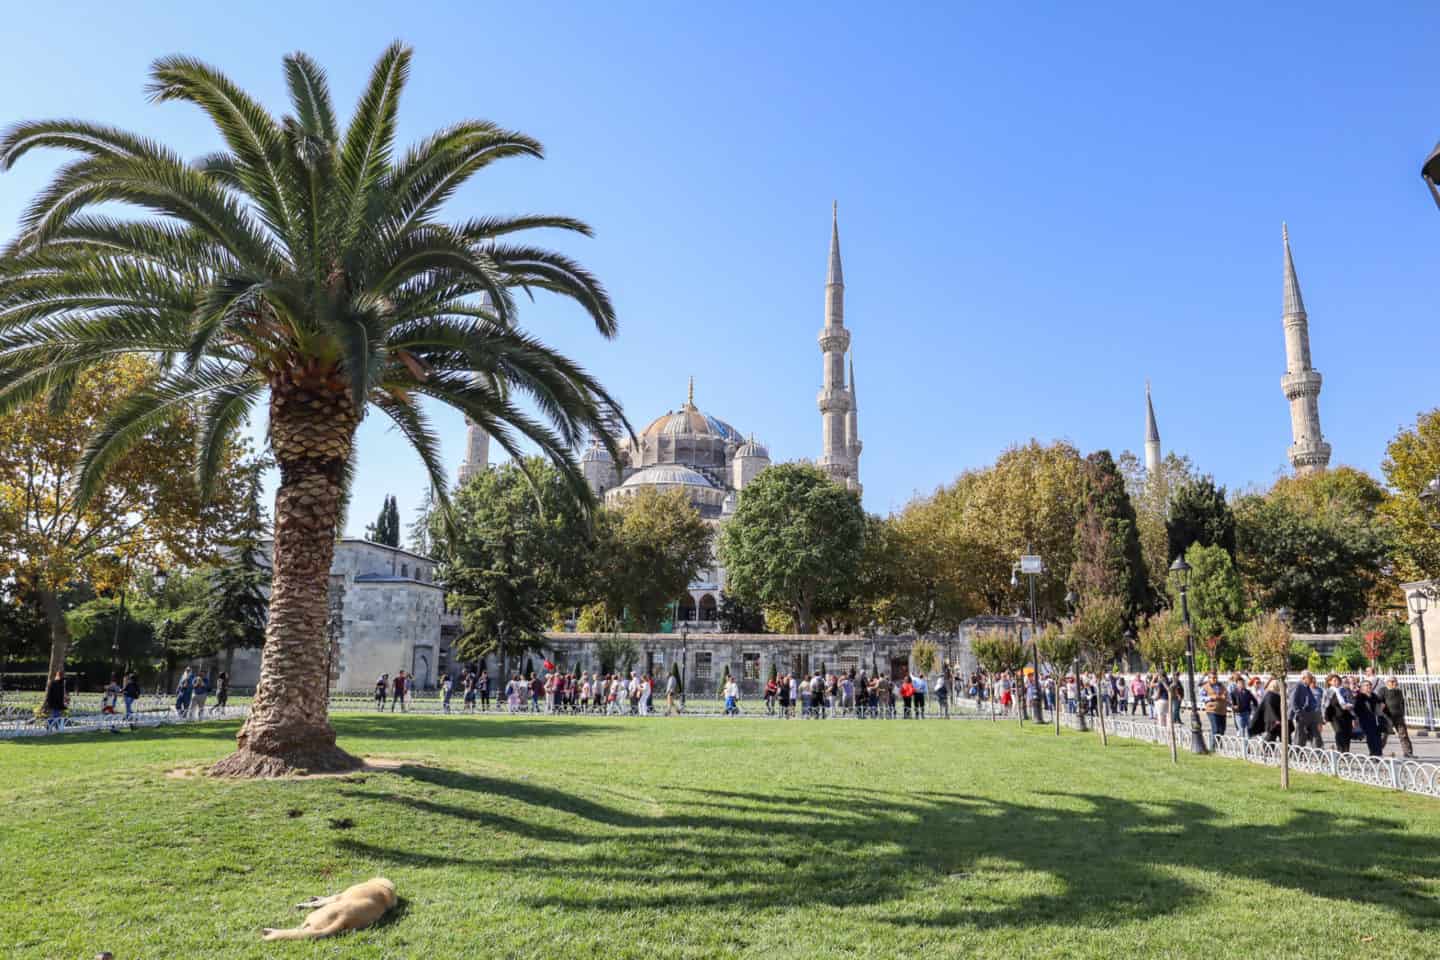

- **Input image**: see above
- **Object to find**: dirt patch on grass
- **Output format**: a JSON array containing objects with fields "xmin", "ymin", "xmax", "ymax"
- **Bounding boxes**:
[{"xmin": 166, "ymin": 757, "xmax": 417, "ymax": 780}]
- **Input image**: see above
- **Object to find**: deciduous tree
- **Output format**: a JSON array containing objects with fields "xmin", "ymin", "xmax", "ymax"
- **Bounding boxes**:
[
  {"xmin": 718, "ymin": 463, "xmax": 865, "ymax": 634},
  {"xmin": 592, "ymin": 488, "xmax": 711, "ymax": 632}
]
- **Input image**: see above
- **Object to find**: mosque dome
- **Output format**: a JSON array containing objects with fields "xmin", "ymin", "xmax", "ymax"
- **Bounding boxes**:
[
  {"xmin": 639, "ymin": 377, "xmax": 743, "ymax": 443},
  {"xmin": 620, "ymin": 464, "xmax": 716, "ymax": 489},
  {"xmin": 734, "ymin": 438, "xmax": 769, "ymax": 459},
  {"xmin": 581, "ymin": 442, "xmax": 612, "ymax": 463}
]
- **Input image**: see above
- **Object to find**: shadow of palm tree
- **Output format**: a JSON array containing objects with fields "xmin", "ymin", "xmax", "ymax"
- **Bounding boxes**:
[{"xmin": 333, "ymin": 768, "xmax": 1440, "ymax": 933}]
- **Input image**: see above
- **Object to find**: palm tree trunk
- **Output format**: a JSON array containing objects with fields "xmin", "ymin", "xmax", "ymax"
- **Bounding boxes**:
[{"xmin": 212, "ymin": 372, "xmax": 361, "ymax": 777}]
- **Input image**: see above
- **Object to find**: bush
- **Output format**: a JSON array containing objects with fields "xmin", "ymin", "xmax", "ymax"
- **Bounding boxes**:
[{"xmin": 911, "ymin": 639, "xmax": 938, "ymax": 674}]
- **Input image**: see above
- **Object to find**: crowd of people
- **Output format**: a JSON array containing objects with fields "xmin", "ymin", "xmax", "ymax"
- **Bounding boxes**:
[{"xmin": 969, "ymin": 664, "xmax": 1416, "ymax": 759}]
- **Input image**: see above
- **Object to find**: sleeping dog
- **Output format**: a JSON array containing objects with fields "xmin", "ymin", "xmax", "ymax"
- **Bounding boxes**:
[{"xmin": 261, "ymin": 878, "xmax": 397, "ymax": 941}]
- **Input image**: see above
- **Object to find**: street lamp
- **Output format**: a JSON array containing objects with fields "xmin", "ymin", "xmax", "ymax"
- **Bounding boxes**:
[
  {"xmin": 1408, "ymin": 591, "xmax": 1436, "ymax": 729},
  {"xmin": 680, "ymin": 629, "xmax": 688, "ymax": 712},
  {"xmin": 1012, "ymin": 547, "xmax": 1043, "ymax": 724},
  {"xmin": 1065, "ymin": 589, "xmax": 1086, "ymax": 732},
  {"xmin": 1169, "ymin": 557, "xmax": 1208, "ymax": 754},
  {"xmin": 153, "ymin": 567, "xmax": 171, "ymax": 693}
]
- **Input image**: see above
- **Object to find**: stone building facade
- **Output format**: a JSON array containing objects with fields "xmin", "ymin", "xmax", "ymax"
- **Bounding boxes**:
[{"xmin": 226, "ymin": 539, "xmax": 455, "ymax": 692}]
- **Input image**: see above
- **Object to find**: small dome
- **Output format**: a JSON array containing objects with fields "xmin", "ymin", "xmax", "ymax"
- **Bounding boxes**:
[
  {"xmin": 735, "ymin": 438, "xmax": 769, "ymax": 459},
  {"xmin": 620, "ymin": 464, "xmax": 716, "ymax": 489},
  {"xmin": 581, "ymin": 442, "xmax": 612, "ymax": 463}
]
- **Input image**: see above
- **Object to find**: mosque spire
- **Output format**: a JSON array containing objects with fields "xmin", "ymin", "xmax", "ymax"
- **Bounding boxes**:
[
  {"xmin": 817, "ymin": 204, "xmax": 856, "ymax": 490},
  {"xmin": 1144, "ymin": 380, "xmax": 1160, "ymax": 476},
  {"xmin": 686, "ymin": 375, "xmax": 694, "ymax": 408},
  {"xmin": 1282, "ymin": 222, "xmax": 1306, "ymax": 319},
  {"xmin": 1279, "ymin": 223, "xmax": 1330, "ymax": 476}
]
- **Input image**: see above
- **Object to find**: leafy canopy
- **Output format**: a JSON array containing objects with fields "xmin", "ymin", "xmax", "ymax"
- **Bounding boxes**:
[{"xmin": 0, "ymin": 43, "xmax": 627, "ymax": 513}]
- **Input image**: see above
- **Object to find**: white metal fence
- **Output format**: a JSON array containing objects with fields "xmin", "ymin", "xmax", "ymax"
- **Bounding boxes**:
[
  {"xmin": 1281, "ymin": 672, "xmax": 1439, "ymax": 731},
  {"xmin": 1068, "ymin": 713, "xmax": 1440, "ymax": 799},
  {"xmin": 0, "ymin": 703, "xmax": 249, "ymax": 739}
]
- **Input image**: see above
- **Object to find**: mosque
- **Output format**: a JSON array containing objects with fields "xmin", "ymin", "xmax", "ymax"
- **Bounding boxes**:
[{"xmin": 458, "ymin": 205, "xmax": 864, "ymax": 630}]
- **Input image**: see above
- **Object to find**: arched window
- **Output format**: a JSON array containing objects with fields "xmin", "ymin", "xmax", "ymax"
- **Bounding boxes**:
[
  {"xmin": 677, "ymin": 595, "xmax": 696, "ymax": 622},
  {"xmin": 699, "ymin": 594, "xmax": 718, "ymax": 622}
]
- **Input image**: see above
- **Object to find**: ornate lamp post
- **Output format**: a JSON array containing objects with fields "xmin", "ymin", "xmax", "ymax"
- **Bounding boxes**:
[
  {"xmin": 153, "ymin": 567, "xmax": 171, "ymax": 693},
  {"xmin": 1012, "ymin": 547, "xmax": 1043, "ymax": 724},
  {"xmin": 1169, "ymin": 557, "xmax": 1208, "ymax": 754},
  {"xmin": 1065, "ymin": 589, "xmax": 1087, "ymax": 732},
  {"xmin": 1408, "ymin": 592, "xmax": 1436, "ymax": 730},
  {"xmin": 680, "ymin": 629, "xmax": 688, "ymax": 712}
]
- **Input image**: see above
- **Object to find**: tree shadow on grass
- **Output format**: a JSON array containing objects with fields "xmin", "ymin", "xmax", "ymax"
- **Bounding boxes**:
[
  {"xmin": 333, "ymin": 715, "xmax": 620, "ymax": 744},
  {"xmin": 333, "ymin": 769, "xmax": 1440, "ymax": 935}
]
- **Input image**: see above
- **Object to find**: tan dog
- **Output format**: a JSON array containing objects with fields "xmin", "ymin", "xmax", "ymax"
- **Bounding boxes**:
[{"xmin": 261, "ymin": 877, "xmax": 397, "ymax": 941}]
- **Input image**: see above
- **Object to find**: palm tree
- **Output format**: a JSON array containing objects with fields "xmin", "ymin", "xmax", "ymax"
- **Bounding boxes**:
[{"xmin": 0, "ymin": 44, "xmax": 627, "ymax": 776}]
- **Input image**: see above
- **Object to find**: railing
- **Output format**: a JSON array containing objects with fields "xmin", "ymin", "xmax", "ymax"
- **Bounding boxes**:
[
  {"xmin": 1065, "ymin": 713, "xmax": 1440, "ymax": 799},
  {"xmin": 0, "ymin": 703, "xmax": 249, "ymax": 739}
]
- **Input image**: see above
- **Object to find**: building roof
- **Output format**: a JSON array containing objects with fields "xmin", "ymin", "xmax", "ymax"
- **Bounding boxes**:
[
  {"xmin": 620, "ymin": 464, "xmax": 716, "ymax": 489},
  {"xmin": 581, "ymin": 441, "xmax": 613, "ymax": 463},
  {"xmin": 639, "ymin": 379, "xmax": 743, "ymax": 443},
  {"xmin": 735, "ymin": 437, "xmax": 769, "ymax": 459}
]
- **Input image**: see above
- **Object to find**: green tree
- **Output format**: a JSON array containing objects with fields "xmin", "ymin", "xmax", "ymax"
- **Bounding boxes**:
[
  {"xmin": 1379, "ymin": 408, "xmax": 1440, "ymax": 582},
  {"xmin": 718, "ymin": 595, "xmax": 766, "ymax": 634},
  {"xmin": 955, "ymin": 442, "xmax": 1087, "ymax": 619},
  {"xmin": 365, "ymin": 494, "xmax": 400, "ymax": 547},
  {"xmin": 1118, "ymin": 450, "xmax": 1196, "ymax": 599},
  {"xmin": 406, "ymin": 485, "xmax": 437, "ymax": 557},
  {"xmin": 0, "ymin": 45, "xmax": 625, "ymax": 775},
  {"xmin": 188, "ymin": 476, "xmax": 270, "ymax": 675},
  {"xmin": 596, "ymin": 634, "xmax": 637, "ymax": 675},
  {"xmin": 1035, "ymin": 624, "xmax": 1080, "ymax": 675},
  {"xmin": 719, "ymin": 464, "xmax": 865, "ymax": 633},
  {"xmin": 1070, "ymin": 594, "xmax": 1129, "ymax": 672},
  {"xmin": 1173, "ymin": 542, "xmax": 1245, "ymax": 657},
  {"xmin": 1136, "ymin": 609, "xmax": 1188, "ymax": 672},
  {"xmin": 971, "ymin": 629, "xmax": 1026, "ymax": 674},
  {"xmin": 1069, "ymin": 449, "xmax": 1150, "ymax": 619},
  {"xmin": 0, "ymin": 357, "xmax": 255, "ymax": 681},
  {"xmin": 592, "ymin": 488, "xmax": 712, "ymax": 632},
  {"xmin": 1166, "ymin": 477, "xmax": 1237, "ymax": 562},
  {"xmin": 1234, "ymin": 468, "xmax": 1392, "ymax": 633},
  {"xmin": 433, "ymin": 458, "xmax": 593, "ymax": 667}
]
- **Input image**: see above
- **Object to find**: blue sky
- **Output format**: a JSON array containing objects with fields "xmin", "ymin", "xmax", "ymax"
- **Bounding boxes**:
[{"xmin": 3, "ymin": 3, "xmax": 1439, "ymax": 534}]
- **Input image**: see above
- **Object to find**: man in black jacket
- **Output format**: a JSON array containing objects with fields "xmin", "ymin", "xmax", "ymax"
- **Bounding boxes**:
[{"xmin": 1381, "ymin": 677, "xmax": 1414, "ymax": 759}]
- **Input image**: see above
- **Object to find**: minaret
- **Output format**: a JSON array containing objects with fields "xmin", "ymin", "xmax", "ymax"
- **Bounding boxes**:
[
  {"xmin": 1279, "ymin": 223, "xmax": 1331, "ymax": 476},
  {"xmin": 845, "ymin": 352, "xmax": 862, "ymax": 492},
  {"xmin": 1144, "ymin": 380, "xmax": 1161, "ymax": 476},
  {"xmin": 816, "ymin": 202, "xmax": 854, "ymax": 487},
  {"xmin": 457, "ymin": 419, "xmax": 490, "ymax": 484}
]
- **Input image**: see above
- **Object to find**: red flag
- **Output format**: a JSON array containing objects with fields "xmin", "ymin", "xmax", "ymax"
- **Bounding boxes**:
[{"xmin": 543, "ymin": 660, "xmax": 556, "ymax": 671}]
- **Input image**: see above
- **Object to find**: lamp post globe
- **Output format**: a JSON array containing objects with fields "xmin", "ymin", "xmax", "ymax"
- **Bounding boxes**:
[{"xmin": 1168, "ymin": 556, "xmax": 1207, "ymax": 754}]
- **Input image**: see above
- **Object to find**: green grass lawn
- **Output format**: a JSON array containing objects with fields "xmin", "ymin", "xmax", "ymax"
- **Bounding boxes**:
[{"xmin": 2, "ymin": 715, "xmax": 1438, "ymax": 959}]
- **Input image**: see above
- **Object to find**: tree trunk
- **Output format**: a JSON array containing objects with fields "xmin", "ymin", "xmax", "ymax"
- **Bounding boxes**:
[
  {"xmin": 1279, "ymin": 678, "xmax": 1290, "ymax": 790},
  {"xmin": 38, "ymin": 588, "xmax": 70, "ymax": 680},
  {"xmin": 211, "ymin": 372, "xmax": 361, "ymax": 778}
]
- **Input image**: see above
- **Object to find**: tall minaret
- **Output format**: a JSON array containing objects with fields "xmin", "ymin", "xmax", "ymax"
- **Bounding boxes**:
[
  {"xmin": 1144, "ymin": 380, "xmax": 1161, "ymax": 476},
  {"xmin": 457, "ymin": 419, "xmax": 490, "ymax": 484},
  {"xmin": 1280, "ymin": 223, "xmax": 1331, "ymax": 476},
  {"xmin": 817, "ymin": 202, "xmax": 855, "ymax": 487},
  {"xmin": 845, "ymin": 352, "xmax": 862, "ymax": 492}
]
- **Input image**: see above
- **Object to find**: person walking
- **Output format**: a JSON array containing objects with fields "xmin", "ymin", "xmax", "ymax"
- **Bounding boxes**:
[
  {"xmin": 934, "ymin": 668, "xmax": 949, "ymax": 719},
  {"xmin": 190, "ymin": 671, "xmax": 209, "ymax": 720},
  {"xmin": 723, "ymin": 676, "xmax": 739, "ymax": 716},
  {"xmin": 441, "ymin": 674, "xmax": 454, "ymax": 713},
  {"xmin": 375, "ymin": 674, "xmax": 388, "ymax": 710},
  {"xmin": 1322, "ymin": 674, "xmax": 1355, "ymax": 753},
  {"xmin": 212, "ymin": 671, "xmax": 230, "ymax": 715},
  {"xmin": 1153, "ymin": 674, "xmax": 1170, "ymax": 728},
  {"xmin": 174, "ymin": 667, "xmax": 193, "ymax": 717},
  {"xmin": 900, "ymin": 676, "xmax": 915, "ymax": 719},
  {"xmin": 43, "ymin": 670, "xmax": 67, "ymax": 731},
  {"xmin": 102, "ymin": 674, "xmax": 121, "ymax": 716},
  {"xmin": 1202, "ymin": 673, "xmax": 1228, "ymax": 750},
  {"xmin": 121, "ymin": 672, "xmax": 141, "ymax": 720},
  {"xmin": 478, "ymin": 669, "xmax": 491, "ymax": 712},
  {"xmin": 667, "ymin": 669, "xmax": 682, "ymax": 716},
  {"xmin": 1290, "ymin": 671, "xmax": 1322, "ymax": 748},
  {"xmin": 1381, "ymin": 676, "xmax": 1415, "ymax": 758},
  {"xmin": 1229, "ymin": 674, "xmax": 1255, "ymax": 738},
  {"xmin": 462, "ymin": 671, "xmax": 477, "ymax": 713},
  {"xmin": 1353, "ymin": 679, "xmax": 1386, "ymax": 757},
  {"xmin": 391, "ymin": 671, "xmax": 408, "ymax": 713},
  {"xmin": 913, "ymin": 673, "xmax": 928, "ymax": 719},
  {"xmin": 1248, "ymin": 679, "xmax": 1284, "ymax": 742}
]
